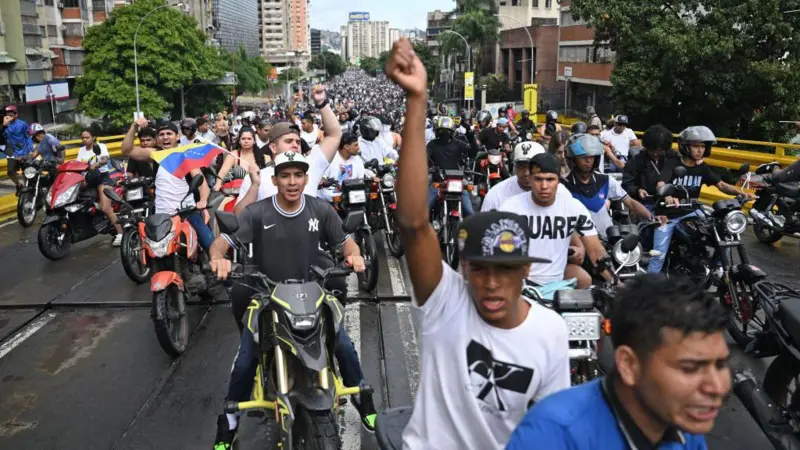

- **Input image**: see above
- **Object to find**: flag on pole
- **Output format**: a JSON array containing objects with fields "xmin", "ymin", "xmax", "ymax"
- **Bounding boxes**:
[{"xmin": 150, "ymin": 142, "xmax": 224, "ymax": 178}]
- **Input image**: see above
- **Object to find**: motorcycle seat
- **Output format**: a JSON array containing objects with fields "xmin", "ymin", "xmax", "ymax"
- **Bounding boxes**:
[
  {"xmin": 444, "ymin": 169, "xmax": 464, "ymax": 179},
  {"xmin": 775, "ymin": 182, "xmax": 800, "ymax": 198},
  {"xmin": 778, "ymin": 298, "xmax": 800, "ymax": 344},
  {"xmin": 375, "ymin": 407, "xmax": 412, "ymax": 450}
]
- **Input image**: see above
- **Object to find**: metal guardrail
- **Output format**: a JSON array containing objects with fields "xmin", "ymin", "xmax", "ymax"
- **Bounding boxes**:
[{"xmin": 0, "ymin": 135, "xmax": 127, "ymax": 181}]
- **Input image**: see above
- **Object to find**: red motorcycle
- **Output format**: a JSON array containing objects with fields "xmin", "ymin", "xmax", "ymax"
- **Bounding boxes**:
[
  {"xmin": 37, "ymin": 160, "xmax": 124, "ymax": 260},
  {"xmin": 220, "ymin": 177, "xmax": 243, "ymax": 213}
]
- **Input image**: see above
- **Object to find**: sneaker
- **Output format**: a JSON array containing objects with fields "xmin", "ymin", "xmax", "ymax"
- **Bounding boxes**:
[
  {"xmin": 112, "ymin": 234, "xmax": 123, "ymax": 247},
  {"xmin": 212, "ymin": 414, "xmax": 237, "ymax": 450},
  {"xmin": 351, "ymin": 391, "xmax": 377, "ymax": 433}
]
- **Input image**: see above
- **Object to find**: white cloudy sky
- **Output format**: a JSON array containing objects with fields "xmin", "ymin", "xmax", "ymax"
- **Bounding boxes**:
[{"xmin": 310, "ymin": 0, "xmax": 456, "ymax": 32}]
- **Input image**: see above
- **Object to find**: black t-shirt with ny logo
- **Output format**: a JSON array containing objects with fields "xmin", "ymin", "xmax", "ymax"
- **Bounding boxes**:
[{"xmin": 233, "ymin": 194, "xmax": 347, "ymax": 282}]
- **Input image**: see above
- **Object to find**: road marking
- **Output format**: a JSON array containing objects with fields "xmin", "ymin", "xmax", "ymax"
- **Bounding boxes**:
[
  {"xmin": 346, "ymin": 273, "xmax": 359, "ymax": 298},
  {"xmin": 0, "ymin": 312, "xmax": 57, "ymax": 361},
  {"xmin": 382, "ymin": 238, "xmax": 407, "ymax": 297},
  {"xmin": 396, "ymin": 303, "xmax": 420, "ymax": 401},
  {"xmin": 0, "ymin": 219, "xmax": 19, "ymax": 229},
  {"xmin": 340, "ymin": 303, "xmax": 362, "ymax": 450}
]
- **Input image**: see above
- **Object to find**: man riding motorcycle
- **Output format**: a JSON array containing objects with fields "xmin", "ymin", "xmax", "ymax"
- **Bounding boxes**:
[
  {"xmin": 537, "ymin": 110, "xmax": 562, "ymax": 143},
  {"xmin": 319, "ymin": 132, "xmax": 365, "ymax": 203},
  {"xmin": 478, "ymin": 117, "xmax": 511, "ymax": 153},
  {"xmin": 385, "ymin": 38, "xmax": 570, "ymax": 450},
  {"xmin": 426, "ymin": 116, "xmax": 478, "ymax": 217},
  {"xmin": 517, "ymin": 110, "xmax": 536, "ymax": 136},
  {"xmin": 358, "ymin": 115, "xmax": 399, "ymax": 163},
  {"xmin": 2, "ymin": 105, "xmax": 33, "ymax": 195},
  {"xmin": 481, "ymin": 140, "xmax": 555, "ymax": 212},
  {"xmin": 561, "ymin": 133, "xmax": 659, "ymax": 240},
  {"xmin": 622, "ymin": 124, "xmax": 679, "ymax": 213},
  {"xmin": 209, "ymin": 151, "xmax": 377, "ymax": 448},
  {"xmin": 647, "ymin": 126, "xmax": 755, "ymax": 273},
  {"xmin": 29, "ymin": 123, "xmax": 65, "ymax": 163}
]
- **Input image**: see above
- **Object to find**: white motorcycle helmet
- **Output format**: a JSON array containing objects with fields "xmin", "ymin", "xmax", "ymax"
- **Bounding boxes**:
[{"xmin": 513, "ymin": 141, "xmax": 546, "ymax": 164}]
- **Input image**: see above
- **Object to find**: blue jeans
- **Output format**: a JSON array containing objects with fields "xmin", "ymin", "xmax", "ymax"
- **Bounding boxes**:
[
  {"xmin": 186, "ymin": 211, "xmax": 215, "ymax": 250},
  {"xmin": 427, "ymin": 187, "xmax": 474, "ymax": 217},
  {"xmin": 226, "ymin": 326, "xmax": 364, "ymax": 404},
  {"xmin": 647, "ymin": 210, "xmax": 705, "ymax": 274}
]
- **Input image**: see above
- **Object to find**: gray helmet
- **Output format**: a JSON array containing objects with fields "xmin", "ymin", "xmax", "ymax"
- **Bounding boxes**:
[
  {"xmin": 566, "ymin": 133, "xmax": 604, "ymax": 168},
  {"xmin": 571, "ymin": 122, "xmax": 588, "ymax": 134},
  {"xmin": 476, "ymin": 110, "xmax": 492, "ymax": 127},
  {"xmin": 546, "ymin": 110, "xmax": 558, "ymax": 122},
  {"xmin": 678, "ymin": 126, "xmax": 715, "ymax": 159}
]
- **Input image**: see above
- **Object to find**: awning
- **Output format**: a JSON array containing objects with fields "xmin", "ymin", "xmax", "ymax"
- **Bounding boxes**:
[
  {"xmin": 25, "ymin": 48, "xmax": 41, "ymax": 56},
  {"xmin": 42, "ymin": 49, "xmax": 58, "ymax": 59},
  {"xmin": 0, "ymin": 53, "xmax": 16, "ymax": 64}
]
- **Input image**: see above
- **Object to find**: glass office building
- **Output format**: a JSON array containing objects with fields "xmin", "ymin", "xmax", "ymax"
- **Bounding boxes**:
[{"xmin": 212, "ymin": 0, "xmax": 260, "ymax": 56}]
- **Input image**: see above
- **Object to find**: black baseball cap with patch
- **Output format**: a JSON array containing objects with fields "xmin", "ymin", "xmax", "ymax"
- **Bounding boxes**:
[{"xmin": 457, "ymin": 211, "xmax": 551, "ymax": 265}]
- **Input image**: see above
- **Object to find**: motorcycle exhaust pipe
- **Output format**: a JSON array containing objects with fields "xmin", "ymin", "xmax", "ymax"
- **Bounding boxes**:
[
  {"xmin": 733, "ymin": 371, "xmax": 800, "ymax": 450},
  {"xmin": 750, "ymin": 209, "xmax": 776, "ymax": 228}
]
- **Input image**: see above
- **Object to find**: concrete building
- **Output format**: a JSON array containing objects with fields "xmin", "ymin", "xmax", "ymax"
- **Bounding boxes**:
[
  {"xmin": 260, "ymin": 0, "xmax": 310, "ymax": 69},
  {"xmin": 496, "ymin": 0, "xmax": 559, "ymax": 30},
  {"xmin": 495, "ymin": 23, "xmax": 561, "ymax": 106},
  {"xmin": 557, "ymin": 0, "xmax": 614, "ymax": 116},
  {"xmin": 310, "ymin": 28, "xmax": 321, "ymax": 54},
  {"xmin": 340, "ymin": 19, "xmax": 391, "ymax": 63},
  {"xmin": 211, "ymin": 0, "xmax": 259, "ymax": 55},
  {"xmin": 389, "ymin": 28, "xmax": 399, "ymax": 46},
  {"xmin": 425, "ymin": 9, "xmax": 453, "ymax": 57},
  {"xmin": 287, "ymin": 0, "xmax": 309, "ymax": 53}
]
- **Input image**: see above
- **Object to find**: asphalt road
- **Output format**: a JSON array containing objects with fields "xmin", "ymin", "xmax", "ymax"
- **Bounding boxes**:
[{"xmin": 0, "ymin": 217, "xmax": 797, "ymax": 450}]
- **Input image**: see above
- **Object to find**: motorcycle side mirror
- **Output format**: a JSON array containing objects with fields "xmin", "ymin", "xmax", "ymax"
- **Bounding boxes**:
[
  {"xmin": 657, "ymin": 183, "xmax": 677, "ymax": 197},
  {"xmin": 103, "ymin": 187, "xmax": 123, "ymax": 204},
  {"xmin": 215, "ymin": 210, "xmax": 240, "ymax": 234},
  {"xmin": 367, "ymin": 158, "xmax": 380, "ymax": 169},
  {"xmin": 188, "ymin": 174, "xmax": 204, "ymax": 194},
  {"xmin": 672, "ymin": 166, "xmax": 688, "ymax": 178},
  {"xmin": 737, "ymin": 163, "xmax": 751, "ymax": 177},
  {"xmin": 620, "ymin": 233, "xmax": 639, "ymax": 253}
]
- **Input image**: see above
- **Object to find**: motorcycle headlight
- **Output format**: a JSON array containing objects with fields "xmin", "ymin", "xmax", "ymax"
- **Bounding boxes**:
[
  {"xmin": 562, "ymin": 312, "xmax": 602, "ymax": 341},
  {"xmin": 24, "ymin": 167, "xmax": 37, "ymax": 179},
  {"xmin": 144, "ymin": 231, "xmax": 175, "ymax": 258},
  {"xmin": 488, "ymin": 154, "xmax": 502, "ymax": 165},
  {"xmin": 284, "ymin": 310, "xmax": 320, "ymax": 330},
  {"xmin": 53, "ymin": 184, "xmax": 80, "ymax": 208},
  {"xmin": 126, "ymin": 187, "xmax": 144, "ymax": 202},
  {"xmin": 446, "ymin": 180, "xmax": 463, "ymax": 193},
  {"xmin": 526, "ymin": 132, "xmax": 532, "ymax": 140},
  {"xmin": 725, "ymin": 210, "xmax": 748, "ymax": 235},
  {"xmin": 612, "ymin": 241, "xmax": 642, "ymax": 267},
  {"xmin": 348, "ymin": 190, "xmax": 367, "ymax": 204},
  {"xmin": 382, "ymin": 173, "xmax": 395, "ymax": 188}
]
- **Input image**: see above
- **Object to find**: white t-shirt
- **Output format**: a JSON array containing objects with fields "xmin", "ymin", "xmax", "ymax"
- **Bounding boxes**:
[
  {"xmin": 482, "ymin": 176, "xmax": 571, "ymax": 212},
  {"xmin": 236, "ymin": 145, "xmax": 330, "ymax": 203},
  {"xmin": 76, "ymin": 143, "xmax": 111, "ymax": 172},
  {"xmin": 402, "ymin": 262, "xmax": 570, "ymax": 450},
  {"xmin": 319, "ymin": 152, "xmax": 366, "ymax": 202},
  {"xmin": 155, "ymin": 165, "xmax": 194, "ymax": 214},
  {"xmin": 499, "ymin": 191, "xmax": 598, "ymax": 285},
  {"xmin": 358, "ymin": 137, "xmax": 399, "ymax": 163},
  {"xmin": 179, "ymin": 134, "xmax": 211, "ymax": 146},
  {"xmin": 600, "ymin": 127, "xmax": 637, "ymax": 158},
  {"xmin": 301, "ymin": 125, "xmax": 319, "ymax": 148}
]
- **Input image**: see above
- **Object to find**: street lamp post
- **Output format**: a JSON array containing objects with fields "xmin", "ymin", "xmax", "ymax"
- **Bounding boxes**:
[
  {"xmin": 134, "ymin": 2, "xmax": 187, "ymax": 116},
  {"xmin": 495, "ymin": 14, "xmax": 534, "ymax": 91},
  {"xmin": 442, "ymin": 29, "xmax": 471, "ymax": 110}
]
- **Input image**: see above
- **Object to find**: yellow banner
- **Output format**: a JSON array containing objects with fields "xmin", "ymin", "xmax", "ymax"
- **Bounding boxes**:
[
  {"xmin": 464, "ymin": 72, "xmax": 474, "ymax": 101},
  {"xmin": 524, "ymin": 84, "xmax": 538, "ymax": 114}
]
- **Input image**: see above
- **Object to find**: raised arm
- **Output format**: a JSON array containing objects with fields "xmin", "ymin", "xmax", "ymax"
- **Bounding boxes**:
[
  {"xmin": 387, "ymin": 39, "xmax": 442, "ymax": 306},
  {"xmin": 121, "ymin": 118, "xmax": 153, "ymax": 162},
  {"xmin": 313, "ymin": 85, "xmax": 341, "ymax": 162}
]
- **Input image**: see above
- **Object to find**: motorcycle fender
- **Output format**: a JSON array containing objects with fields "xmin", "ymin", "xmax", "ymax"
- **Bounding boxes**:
[
  {"xmin": 342, "ymin": 210, "xmax": 364, "ymax": 233},
  {"xmin": 290, "ymin": 386, "xmax": 335, "ymax": 412},
  {"xmin": 730, "ymin": 264, "xmax": 768, "ymax": 284},
  {"xmin": 181, "ymin": 220, "xmax": 199, "ymax": 261},
  {"xmin": 151, "ymin": 271, "xmax": 184, "ymax": 292},
  {"xmin": 42, "ymin": 214, "xmax": 64, "ymax": 226}
]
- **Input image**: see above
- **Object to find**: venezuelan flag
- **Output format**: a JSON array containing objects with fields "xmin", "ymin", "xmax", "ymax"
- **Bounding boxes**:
[{"xmin": 150, "ymin": 142, "xmax": 223, "ymax": 178}]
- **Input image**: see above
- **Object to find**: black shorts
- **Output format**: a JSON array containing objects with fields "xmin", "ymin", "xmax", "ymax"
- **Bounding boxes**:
[{"xmin": 6, "ymin": 157, "xmax": 20, "ymax": 176}]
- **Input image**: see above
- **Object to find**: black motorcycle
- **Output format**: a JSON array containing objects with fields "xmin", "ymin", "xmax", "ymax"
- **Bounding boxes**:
[
  {"xmin": 216, "ymin": 210, "xmax": 374, "ymax": 450},
  {"xmin": 732, "ymin": 281, "xmax": 800, "ymax": 450},
  {"xmin": 430, "ymin": 168, "xmax": 468, "ymax": 270},
  {"xmin": 16, "ymin": 158, "xmax": 55, "ymax": 227},
  {"xmin": 364, "ymin": 159, "xmax": 403, "ymax": 258},
  {"xmin": 749, "ymin": 162, "xmax": 800, "ymax": 244},
  {"xmin": 322, "ymin": 177, "xmax": 379, "ymax": 292},
  {"xmin": 603, "ymin": 222, "xmax": 659, "ymax": 280}
]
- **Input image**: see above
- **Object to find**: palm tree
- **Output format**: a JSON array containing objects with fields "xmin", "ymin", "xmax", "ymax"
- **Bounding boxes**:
[{"xmin": 438, "ymin": 0, "xmax": 501, "ymax": 77}]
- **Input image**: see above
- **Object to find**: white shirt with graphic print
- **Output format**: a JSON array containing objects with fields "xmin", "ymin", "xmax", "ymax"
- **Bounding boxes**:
[
  {"xmin": 236, "ymin": 144, "xmax": 330, "ymax": 203},
  {"xmin": 402, "ymin": 261, "xmax": 570, "ymax": 450},
  {"xmin": 499, "ymin": 190, "xmax": 598, "ymax": 285}
]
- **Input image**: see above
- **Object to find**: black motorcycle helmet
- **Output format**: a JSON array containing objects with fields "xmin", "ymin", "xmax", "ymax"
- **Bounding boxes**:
[
  {"xmin": 358, "ymin": 116, "xmax": 382, "ymax": 141},
  {"xmin": 498, "ymin": 106, "xmax": 507, "ymax": 118},
  {"xmin": 521, "ymin": 110, "xmax": 530, "ymax": 119},
  {"xmin": 476, "ymin": 110, "xmax": 492, "ymax": 128},
  {"xmin": 433, "ymin": 116, "xmax": 455, "ymax": 142},
  {"xmin": 571, "ymin": 122, "xmax": 588, "ymax": 134},
  {"xmin": 460, "ymin": 110, "xmax": 473, "ymax": 127}
]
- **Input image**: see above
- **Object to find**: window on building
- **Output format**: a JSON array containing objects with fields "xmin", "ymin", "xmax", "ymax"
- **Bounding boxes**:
[
  {"xmin": 560, "ymin": 11, "xmax": 587, "ymax": 26},
  {"xmin": 532, "ymin": 0, "xmax": 539, "ymax": 7},
  {"xmin": 558, "ymin": 45, "xmax": 615, "ymax": 63},
  {"xmin": 62, "ymin": 0, "xmax": 80, "ymax": 7},
  {"xmin": 545, "ymin": 0, "xmax": 552, "ymax": 7}
]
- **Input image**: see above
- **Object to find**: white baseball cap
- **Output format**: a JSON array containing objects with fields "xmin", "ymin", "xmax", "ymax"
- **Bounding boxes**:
[
  {"xmin": 273, "ymin": 151, "xmax": 309, "ymax": 174},
  {"xmin": 513, "ymin": 141, "xmax": 546, "ymax": 163}
]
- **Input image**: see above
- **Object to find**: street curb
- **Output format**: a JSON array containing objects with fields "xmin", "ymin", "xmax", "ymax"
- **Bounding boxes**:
[{"xmin": 0, "ymin": 193, "xmax": 16, "ymax": 224}]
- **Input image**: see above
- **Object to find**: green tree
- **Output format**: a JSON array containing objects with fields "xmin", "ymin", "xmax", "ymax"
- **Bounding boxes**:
[
  {"xmin": 480, "ymin": 73, "xmax": 513, "ymax": 103},
  {"xmin": 359, "ymin": 56, "xmax": 381, "ymax": 75},
  {"xmin": 377, "ymin": 51, "xmax": 391, "ymax": 71},
  {"xmin": 278, "ymin": 68, "xmax": 304, "ymax": 83},
  {"xmin": 438, "ymin": 0, "xmax": 500, "ymax": 77},
  {"xmin": 308, "ymin": 51, "xmax": 346, "ymax": 77},
  {"xmin": 570, "ymin": 0, "xmax": 800, "ymax": 140},
  {"xmin": 224, "ymin": 46, "xmax": 271, "ymax": 95},
  {"xmin": 76, "ymin": 0, "xmax": 223, "ymax": 127}
]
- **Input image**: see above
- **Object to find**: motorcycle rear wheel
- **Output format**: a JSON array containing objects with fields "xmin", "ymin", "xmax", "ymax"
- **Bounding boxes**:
[
  {"xmin": 357, "ymin": 230, "xmax": 378, "ymax": 292},
  {"xmin": 153, "ymin": 285, "xmax": 189, "ymax": 358},
  {"xmin": 17, "ymin": 191, "xmax": 37, "ymax": 227},
  {"xmin": 37, "ymin": 222, "xmax": 72, "ymax": 260},
  {"xmin": 763, "ymin": 353, "xmax": 800, "ymax": 412},
  {"xmin": 753, "ymin": 221, "xmax": 783, "ymax": 245},
  {"xmin": 292, "ymin": 408, "xmax": 341, "ymax": 450},
  {"xmin": 442, "ymin": 221, "xmax": 460, "ymax": 270},
  {"xmin": 120, "ymin": 227, "xmax": 150, "ymax": 284}
]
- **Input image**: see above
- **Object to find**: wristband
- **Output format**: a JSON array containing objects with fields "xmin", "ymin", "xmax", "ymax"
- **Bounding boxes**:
[{"xmin": 315, "ymin": 99, "xmax": 330, "ymax": 110}]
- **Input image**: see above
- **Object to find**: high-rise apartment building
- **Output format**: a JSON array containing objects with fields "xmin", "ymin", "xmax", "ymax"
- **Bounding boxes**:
[
  {"xmin": 260, "ymin": 0, "xmax": 310, "ymax": 68},
  {"xmin": 211, "ymin": 0, "xmax": 259, "ymax": 55},
  {"xmin": 340, "ymin": 19, "xmax": 392, "ymax": 63},
  {"xmin": 310, "ymin": 28, "xmax": 321, "ymax": 54},
  {"xmin": 389, "ymin": 28, "xmax": 399, "ymax": 46},
  {"xmin": 495, "ymin": 0, "xmax": 559, "ymax": 30}
]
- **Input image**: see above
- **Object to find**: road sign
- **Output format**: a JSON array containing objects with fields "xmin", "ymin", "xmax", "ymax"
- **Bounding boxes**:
[
  {"xmin": 464, "ymin": 72, "xmax": 474, "ymax": 101},
  {"xmin": 524, "ymin": 84, "xmax": 538, "ymax": 114},
  {"xmin": 564, "ymin": 66, "xmax": 573, "ymax": 77}
]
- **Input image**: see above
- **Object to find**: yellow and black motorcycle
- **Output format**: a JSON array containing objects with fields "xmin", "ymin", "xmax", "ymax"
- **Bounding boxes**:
[{"xmin": 216, "ymin": 211, "xmax": 372, "ymax": 450}]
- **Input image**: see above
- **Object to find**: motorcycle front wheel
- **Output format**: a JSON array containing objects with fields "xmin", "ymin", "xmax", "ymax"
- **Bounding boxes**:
[
  {"xmin": 37, "ymin": 221, "xmax": 72, "ymax": 260},
  {"xmin": 720, "ymin": 282, "xmax": 761, "ymax": 348},
  {"xmin": 442, "ymin": 220, "xmax": 460, "ymax": 270},
  {"xmin": 120, "ymin": 227, "xmax": 150, "ymax": 284},
  {"xmin": 753, "ymin": 221, "xmax": 782, "ymax": 245},
  {"xmin": 153, "ymin": 285, "xmax": 189, "ymax": 357},
  {"xmin": 385, "ymin": 210, "xmax": 404, "ymax": 258},
  {"xmin": 292, "ymin": 407, "xmax": 341, "ymax": 450},
  {"xmin": 17, "ymin": 190, "xmax": 37, "ymax": 227},
  {"xmin": 357, "ymin": 230, "xmax": 378, "ymax": 292}
]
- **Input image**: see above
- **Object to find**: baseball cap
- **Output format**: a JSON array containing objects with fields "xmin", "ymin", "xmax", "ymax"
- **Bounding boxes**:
[
  {"xmin": 4, "ymin": 105, "xmax": 17, "ymax": 114},
  {"xmin": 267, "ymin": 121, "xmax": 301, "ymax": 144},
  {"xmin": 457, "ymin": 211, "xmax": 550, "ymax": 265},
  {"xmin": 530, "ymin": 153, "xmax": 562, "ymax": 175},
  {"xmin": 274, "ymin": 151, "xmax": 309, "ymax": 174},
  {"xmin": 157, "ymin": 121, "xmax": 179, "ymax": 134},
  {"xmin": 497, "ymin": 118, "xmax": 509, "ymax": 126},
  {"xmin": 513, "ymin": 141, "xmax": 546, "ymax": 163}
]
